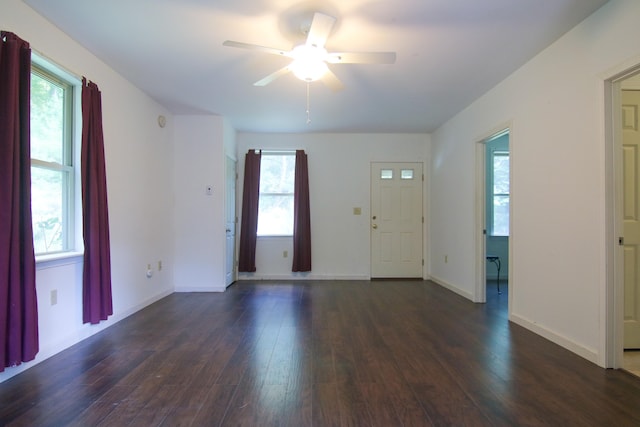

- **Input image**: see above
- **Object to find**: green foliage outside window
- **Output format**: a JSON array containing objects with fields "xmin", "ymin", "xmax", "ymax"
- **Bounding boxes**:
[
  {"xmin": 30, "ymin": 67, "xmax": 74, "ymax": 254},
  {"xmin": 257, "ymin": 153, "xmax": 295, "ymax": 236},
  {"xmin": 492, "ymin": 153, "xmax": 509, "ymax": 236}
]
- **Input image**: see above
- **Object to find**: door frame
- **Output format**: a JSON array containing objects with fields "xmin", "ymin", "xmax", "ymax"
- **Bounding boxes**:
[
  {"xmin": 225, "ymin": 154, "xmax": 237, "ymax": 287},
  {"xmin": 370, "ymin": 161, "xmax": 424, "ymax": 279},
  {"xmin": 475, "ymin": 124, "xmax": 513, "ymax": 307},
  {"xmin": 605, "ymin": 62, "xmax": 640, "ymax": 368}
]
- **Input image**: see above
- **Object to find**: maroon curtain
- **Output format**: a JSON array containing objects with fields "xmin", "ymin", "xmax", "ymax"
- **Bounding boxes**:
[
  {"xmin": 0, "ymin": 31, "xmax": 39, "ymax": 371},
  {"xmin": 292, "ymin": 150, "xmax": 311, "ymax": 272},
  {"xmin": 238, "ymin": 150, "xmax": 261, "ymax": 272},
  {"xmin": 81, "ymin": 78, "xmax": 113, "ymax": 324}
]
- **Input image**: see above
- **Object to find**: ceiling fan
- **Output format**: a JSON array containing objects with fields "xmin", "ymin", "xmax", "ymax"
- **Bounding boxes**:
[{"xmin": 223, "ymin": 12, "xmax": 396, "ymax": 91}]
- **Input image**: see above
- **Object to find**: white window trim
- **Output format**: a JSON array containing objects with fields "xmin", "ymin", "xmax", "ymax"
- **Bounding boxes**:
[
  {"xmin": 257, "ymin": 150, "xmax": 296, "ymax": 237},
  {"xmin": 31, "ymin": 52, "xmax": 84, "ymax": 262},
  {"xmin": 489, "ymin": 150, "xmax": 510, "ymax": 237}
]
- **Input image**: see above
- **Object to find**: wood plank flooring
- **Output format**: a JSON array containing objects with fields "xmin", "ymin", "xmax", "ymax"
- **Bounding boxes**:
[{"xmin": 1, "ymin": 280, "xmax": 640, "ymax": 426}]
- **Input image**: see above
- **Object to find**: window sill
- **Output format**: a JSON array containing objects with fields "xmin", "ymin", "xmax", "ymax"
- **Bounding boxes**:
[{"xmin": 36, "ymin": 251, "xmax": 84, "ymax": 269}]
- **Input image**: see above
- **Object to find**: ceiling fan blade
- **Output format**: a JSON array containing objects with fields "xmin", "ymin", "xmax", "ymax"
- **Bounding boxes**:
[
  {"xmin": 320, "ymin": 69, "xmax": 344, "ymax": 92},
  {"xmin": 306, "ymin": 12, "xmax": 336, "ymax": 48},
  {"xmin": 254, "ymin": 66, "xmax": 291, "ymax": 86},
  {"xmin": 327, "ymin": 52, "xmax": 397, "ymax": 64},
  {"xmin": 223, "ymin": 40, "xmax": 290, "ymax": 57}
]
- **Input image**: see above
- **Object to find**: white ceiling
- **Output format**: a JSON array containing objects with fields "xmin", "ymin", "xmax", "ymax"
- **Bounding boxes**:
[{"xmin": 23, "ymin": 0, "xmax": 609, "ymax": 133}]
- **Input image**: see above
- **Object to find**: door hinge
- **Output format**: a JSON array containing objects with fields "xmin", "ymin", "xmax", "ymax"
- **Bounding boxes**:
[
  {"xmin": 619, "ymin": 236, "xmax": 624, "ymax": 246},
  {"xmin": 422, "ymin": 259, "xmax": 424, "ymax": 266}
]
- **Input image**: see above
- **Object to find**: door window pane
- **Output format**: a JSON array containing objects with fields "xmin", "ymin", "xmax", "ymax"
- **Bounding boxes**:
[
  {"xmin": 401, "ymin": 169, "xmax": 414, "ymax": 180},
  {"xmin": 381, "ymin": 169, "xmax": 393, "ymax": 179}
]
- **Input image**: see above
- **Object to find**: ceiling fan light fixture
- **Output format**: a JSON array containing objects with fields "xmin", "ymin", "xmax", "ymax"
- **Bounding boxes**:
[{"xmin": 289, "ymin": 44, "xmax": 328, "ymax": 82}]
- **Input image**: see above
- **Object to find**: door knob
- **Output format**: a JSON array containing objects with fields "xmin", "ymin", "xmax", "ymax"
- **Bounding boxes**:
[{"xmin": 372, "ymin": 224, "xmax": 378, "ymax": 229}]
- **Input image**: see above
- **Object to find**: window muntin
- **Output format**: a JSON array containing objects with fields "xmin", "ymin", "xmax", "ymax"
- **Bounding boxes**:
[
  {"xmin": 257, "ymin": 152, "xmax": 295, "ymax": 236},
  {"xmin": 491, "ymin": 151, "xmax": 509, "ymax": 236},
  {"xmin": 30, "ymin": 64, "xmax": 75, "ymax": 255}
]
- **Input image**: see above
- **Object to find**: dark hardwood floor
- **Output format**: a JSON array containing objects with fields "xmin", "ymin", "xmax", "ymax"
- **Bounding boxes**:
[{"xmin": 1, "ymin": 280, "xmax": 640, "ymax": 426}]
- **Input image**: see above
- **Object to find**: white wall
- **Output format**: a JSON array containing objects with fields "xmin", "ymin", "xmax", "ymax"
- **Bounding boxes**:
[
  {"xmin": 236, "ymin": 133, "xmax": 430, "ymax": 280},
  {"xmin": 5, "ymin": 0, "xmax": 635, "ymax": 383},
  {"xmin": 173, "ymin": 115, "xmax": 236, "ymax": 291},
  {"xmin": 1, "ymin": 0, "xmax": 175, "ymax": 381},
  {"xmin": 429, "ymin": 0, "xmax": 640, "ymax": 366}
]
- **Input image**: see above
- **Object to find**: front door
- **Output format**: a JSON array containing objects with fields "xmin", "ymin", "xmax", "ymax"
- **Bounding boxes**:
[
  {"xmin": 622, "ymin": 90, "xmax": 640, "ymax": 348},
  {"xmin": 371, "ymin": 162, "xmax": 423, "ymax": 278}
]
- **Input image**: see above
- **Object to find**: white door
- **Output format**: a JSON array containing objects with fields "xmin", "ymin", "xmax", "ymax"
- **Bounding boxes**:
[
  {"xmin": 371, "ymin": 162, "xmax": 423, "ymax": 278},
  {"xmin": 225, "ymin": 156, "xmax": 237, "ymax": 287},
  {"xmin": 623, "ymin": 90, "xmax": 640, "ymax": 348}
]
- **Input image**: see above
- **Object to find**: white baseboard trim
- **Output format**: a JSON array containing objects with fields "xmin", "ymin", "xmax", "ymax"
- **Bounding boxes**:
[
  {"xmin": 174, "ymin": 286, "xmax": 226, "ymax": 292},
  {"xmin": 0, "ymin": 288, "xmax": 173, "ymax": 383},
  {"xmin": 509, "ymin": 313, "xmax": 599, "ymax": 365},
  {"xmin": 236, "ymin": 274, "xmax": 371, "ymax": 281},
  {"xmin": 428, "ymin": 275, "xmax": 474, "ymax": 301},
  {"xmin": 426, "ymin": 277, "xmax": 600, "ymax": 366}
]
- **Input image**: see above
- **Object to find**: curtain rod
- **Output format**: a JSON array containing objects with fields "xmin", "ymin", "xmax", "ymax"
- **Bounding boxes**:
[{"xmin": 257, "ymin": 149, "xmax": 296, "ymax": 155}]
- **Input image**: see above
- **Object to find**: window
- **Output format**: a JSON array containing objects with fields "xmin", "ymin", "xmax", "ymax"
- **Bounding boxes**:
[
  {"xmin": 380, "ymin": 169, "xmax": 393, "ymax": 179},
  {"xmin": 30, "ymin": 62, "xmax": 76, "ymax": 255},
  {"xmin": 401, "ymin": 169, "xmax": 414, "ymax": 180},
  {"xmin": 257, "ymin": 152, "xmax": 295, "ymax": 236},
  {"xmin": 491, "ymin": 151, "xmax": 510, "ymax": 236}
]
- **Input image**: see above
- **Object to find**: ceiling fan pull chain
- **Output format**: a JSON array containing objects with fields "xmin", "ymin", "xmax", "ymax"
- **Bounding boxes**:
[{"xmin": 306, "ymin": 82, "xmax": 311, "ymax": 124}]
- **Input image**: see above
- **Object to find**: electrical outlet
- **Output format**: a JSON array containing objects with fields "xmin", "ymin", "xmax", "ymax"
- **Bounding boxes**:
[
  {"xmin": 158, "ymin": 260, "xmax": 162, "ymax": 271},
  {"xmin": 283, "ymin": 250, "xmax": 288, "ymax": 258},
  {"xmin": 51, "ymin": 289, "xmax": 58, "ymax": 306},
  {"xmin": 353, "ymin": 207, "xmax": 362, "ymax": 215},
  {"xmin": 444, "ymin": 255, "xmax": 448, "ymax": 263}
]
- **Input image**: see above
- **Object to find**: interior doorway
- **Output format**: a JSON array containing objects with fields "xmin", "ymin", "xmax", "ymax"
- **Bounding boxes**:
[
  {"xmin": 485, "ymin": 132, "xmax": 510, "ymax": 298},
  {"xmin": 618, "ymin": 73, "xmax": 640, "ymax": 376},
  {"xmin": 475, "ymin": 128, "xmax": 511, "ymax": 306}
]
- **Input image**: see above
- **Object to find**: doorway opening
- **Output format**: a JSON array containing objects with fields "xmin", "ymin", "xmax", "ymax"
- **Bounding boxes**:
[{"xmin": 475, "ymin": 127, "xmax": 511, "ymax": 306}]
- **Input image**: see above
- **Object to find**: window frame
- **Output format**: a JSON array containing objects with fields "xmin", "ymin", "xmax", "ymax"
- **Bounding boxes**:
[
  {"xmin": 30, "ymin": 54, "xmax": 82, "ymax": 259},
  {"xmin": 489, "ymin": 150, "xmax": 510, "ymax": 237},
  {"xmin": 256, "ymin": 150, "xmax": 296, "ymax": 237}
]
